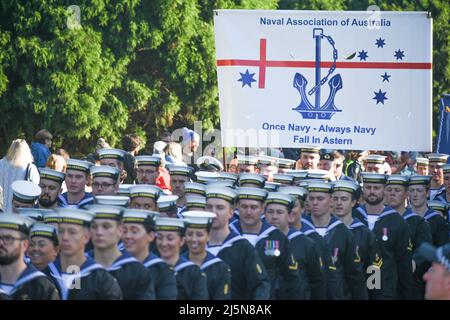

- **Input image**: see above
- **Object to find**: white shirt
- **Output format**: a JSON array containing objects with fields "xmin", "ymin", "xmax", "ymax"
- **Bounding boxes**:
[{"xmin": 367, "ymin": 214, "xmax": 378, "ymax": 231}]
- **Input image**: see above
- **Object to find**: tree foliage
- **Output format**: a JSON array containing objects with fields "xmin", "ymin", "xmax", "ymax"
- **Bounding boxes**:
[{"xmin": 0, "ymin": 0, "xmax": 447, "ymax": 154}]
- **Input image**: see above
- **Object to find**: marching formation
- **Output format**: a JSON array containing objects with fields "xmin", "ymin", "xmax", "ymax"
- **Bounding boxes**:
[{"xmin": 0, "ymin": 130, "xmax": 449, "ymax": 300}]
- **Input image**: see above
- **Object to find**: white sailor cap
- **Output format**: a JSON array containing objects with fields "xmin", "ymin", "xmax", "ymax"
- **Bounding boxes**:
[
  {"xmin": 307, "ymin": 181, "xmax": 333, "ymax": 193},
  {"xmin": 184, "ymin": 182, "xmax": 206, "ymax": 196},
  {"xmin": 277, "ymin": 158, "xmax": 296, "ymax": 169},
  {"xmin": 307, "ymin": 169, "xmax": 331, "ymax": 181},
  {"xmin": 157, "ymin": 195, "xmax": 179, "ymax": 212},
  {"xmin": 85, "ymin": 204, "xmax": 123, "ymax": 221},
  {"xmin": 117, "ymin": 184, "xmax": 133, "ymax": 197},
  {"xmin": 153, "ymin": 141, "xmax": 167, "ymax": 154},
  {"xmin": 264, "ymin": 182, "xmax": 281, "ymax": 192},
  {"xmin": 195, "ymin": 171, "xmax": 220, "ymax": 184},
  {"xmin": 168, "ymin": 165, "xmax": 193, "ymax": 177},
  {"xmin": 206, "ymin": 180, "xmax": 236, "ymax": 189},
  {"xmin": 272, "ymin": 173, "xmax": 295, "ymax": 185},
  {"xmin": 285, "ymin": 170, "xmax": 308, "ymax": 181},
  {"xmin": 90, "ymin": 165, "xmax": 120, "ymax": 181},
  {"xmin": 135, "ymin": 155, "xmax": 161, "ymax": 167},
  {"xmin": 11, "ymin": 181, "xmax": 41, "ymax": 204},
  {"xmin": 0, "ymin": 213, "xmax": 34, "ymax": 235},
  {"xmin": 66, "ymin": 159, "xmax": 93, "ymax": 173},
  {"xmin": 257, "ymin": 155, "xmax": 278, "ymax": 166},
  {"xmin": 443, "ymin": 164, "xmax": 450, "ymax": 174},
  {"xmin": 56, "ymin": 208, "xmax": 94, "ymax": 227},
  {"xmin": 182, "ymin": 211, "xmax": 216, "ymax": 229},
  {"xmin": 205, "ymin": 186, "xmax": 237, "ymax": 203},
  {"xmin": 427, "ymin": 153, "xmax": 449, "ymax": 164},
  {"xmin": 121, "ymin": 209, "xmax": 159, "ymax": 227},
  {"xmin": 332, "ymin": 180, "xmax": 359, "ymax": 194},
  {"xmin": 94, "ymin": 195, "xmax": 130, "ymax": 207},
  {"xmin": 265, "ymin": 192, "xmax": 295, "ymax": 210},
  {"xmin": 197, "ymin": 156, "xmax": 224, "ymax": 171},
  {"xmin": 361, "ymin": 172, "xmax": 386, "ymax": 184},
  {"xmin": 236, "ymin": 187, "xmax": 268, "ymax": 202},
  {"xmin": 155, "ymin": 217, "xmax": 186, "ymax": 232},
  {"xmin": 409, "ymin": 175, "xmax": 432, "ymax": 186},
  {"xmin": 129, "ymin": 185, "xmax": 162, "ymax": 200},
  {"xmin": 416, "ymin": 157, "xmax": 429, "ymax": 166},
  {"xmin": 299, "ymin": 145, "xmax": 321, "ymax": 154},
  {"xmin": 97, "ymin": 148, "xmax": 125, "ymax": 162},
  {"xmin": 185, "ymin": 196, "xmax": 207, "ymax": 210},
  {"xmin": 18, "ymin": 208, "xmax": 53, "ymax": 221},
  {"xmin": 385, "ymin": 175, "xmax": 409, "ymax": 186},
  {"xmin": 236, "ymin": 155, "xmax": 258, "ymax": 166},
  {"xmin": 42, "ymin": 211, "xmax": 60, "ymax": 225},
  {"xmin": 39, "ymin": 168, "xmax": 65, "ymax": 184},
  {"xmin": 278, "ymin": 186, "xmax": 308, "ymax": 201},
  {"xmin": 365, "ymin": 154, "xmax": 386, "ymax": 164},
  {"xmin": 216, "ymin": 172, "xmax": 239, "ymax": 183},
  {"xmin": 30, "ymin": 223, "xmax": 58, "ymax": 244},
  {"xmin": 238, "ymin": 173, "xmax": 266, "ymax": 187}
]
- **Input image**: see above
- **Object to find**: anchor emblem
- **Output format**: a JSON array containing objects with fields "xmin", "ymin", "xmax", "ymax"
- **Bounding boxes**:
[{"xmin": 292, "ymin": 28, "xmax": 343, "ymax": 120}]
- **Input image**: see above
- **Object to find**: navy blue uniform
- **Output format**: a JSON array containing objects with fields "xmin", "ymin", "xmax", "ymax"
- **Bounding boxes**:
[{"xmin": 143, "ymin": 252, "xmax": 177, "ymax": 300}]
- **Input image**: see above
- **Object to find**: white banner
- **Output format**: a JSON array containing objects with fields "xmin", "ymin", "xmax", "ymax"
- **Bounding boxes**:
[{"xmin": 214, "ymin": 10, "xmax": 432, "ymax": 151}]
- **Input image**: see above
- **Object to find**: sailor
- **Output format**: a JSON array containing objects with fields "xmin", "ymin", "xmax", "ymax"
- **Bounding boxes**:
[
  {"xmin": 264, "ymin": 192, "xmax": 316, "ymax": 299},
  {"xmin": 0, "ymin": 214, "xmax": 59, "ymax": 299},
  {"xmin": 135, "ymin": 155, "xmax": 171, "ymax": 192},
  {"xmin": 408, "ymin": 176, "xmax": 449, "ymax": 246},
  {"xmin": 86, "ymin": 205, "xmax": 155, "ymax": 299},
  {"xmin": 155, "ymin": 217, "xmax": 208, "ymax": 299},
  {"xmin": 304, "ymin": 181, "xmax": 367, "ymax": 299},
  {"xmin": 231, "ymin": 187, "xmax": 302, "ymax": 299},
  {"xmin": 27, "ymin": 223, "xmax": 59, "ymax": 271},
  {"xmin": 94, "ymin": 195, "xmax": 130, "ymax": 208},
  {"xmin": 433, "ymin": 163, "xmax": 450, "ymax": 233},
  {"xmin": 97, "ymin": 148, "xmax": 127, "ymax": 184},
  {"xmin": 238, "ymin": 173, "xmax": 266, "ymax": 189},
  {"xmin": 427, "ymin": 201, "xmax": 448, "ymax": 231},
  {"xmin": 236, "ymin": 155, "xmax": 259, "ymax": 174},
  {"xmin": 356, "ymin": 173, "xmax": 413, "ymax": 299},
  {"xmin": 44, "ymin": 208, "xmax": 122, "ymax": 299},
  {"xmin": 10, "ymin": 181, "xmax": 41, "ymax": 213},
  {"xmin": 295, "ymin": 145, "xmax": 321, "ymax": 170},
  {"xmin": 364, "ymin": 154, "xmax": 387, "ymax": 174},
  {"xmin": 427, "ymin": 154, "xmax": 448, "ymax": 200},
  {"xmin": 277, "ymin": 158, "xmax": 296, "ymax": 173},
  {"xmin": 332, "ymin": 180, "xmax": 383, "ymax": 299},
  {"xmin": 58, "ymin": 159, "xmax": 94, "ymax": 209},
  {"xmin": 121, "ymin": 209, "xmax": 177, "ymax": 299},
  {"xmin": 182, "ymin": 211, "xmax": 231, "ymax": 299},
  {"xmin": 416, "ymin": 157, "xmax": 430, "ymax": 176},
  {"xmin": 90, "ymin": 165, "xmax": 120, "ymax": 197},
  {"xmin": 205, "ymin": 186, "xmax": 270, "ymax": 299},
  {"xmin": 257, "ymin": 155, "xmax": 278, "ymax": 181},
  {"xmin": 418, "ymin": 243, "xmax": 450, "ymax": 300},
  {"xmin": 168, "ymin": 165, "xmax": 193, "ymax": 215},
  {"xmin": 38, "ymin": 168, "xmax": 65, "ymax": 209},
  {"xmin": 184, "ymin": 182, "xmax": 206, "ymax": 198},
  {"xmin": 157, "ymin": 195, "xmax": 179, "ymax": 218},
  {"xmin": 129, "ymin": 184, "xmax": 161, "ymax": 211}
]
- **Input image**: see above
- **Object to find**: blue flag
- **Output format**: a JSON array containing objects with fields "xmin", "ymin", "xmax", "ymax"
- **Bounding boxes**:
[{"xmin": 436, "ymin": 94, "xmax": 450, "ymax": 156}]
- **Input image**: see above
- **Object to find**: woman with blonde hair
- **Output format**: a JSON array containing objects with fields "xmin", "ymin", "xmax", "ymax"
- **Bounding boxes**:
[{"xmin": 0, "ymin": 139, "xmax": 40, "ymax": 212}]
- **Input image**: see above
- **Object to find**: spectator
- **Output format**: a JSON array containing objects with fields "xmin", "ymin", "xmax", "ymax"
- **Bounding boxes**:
[
  {"xmin": 165, "ymin": 142, "xmax": 186, "ymax": 166},
  {"xmin": 31, "ymin": 129, "xmax": 52, "ymax": 168},
  {"xmin": 180, "ymin": 127, "xmax": 200, "ymax": 165},
  {"xmin": 45, "ymin": 154, "xmax": 67, "ymax": 173},
  {"xmin": 122, "ymin": 134, "xmax": 142, "ymax": 184},
  {"xmin": 0, "ymin": 139, "xmax": 40, "ymax": 212},
  {"xmin": 55, "ymin": 148, "xmax": 70, "ymax": 161}
]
